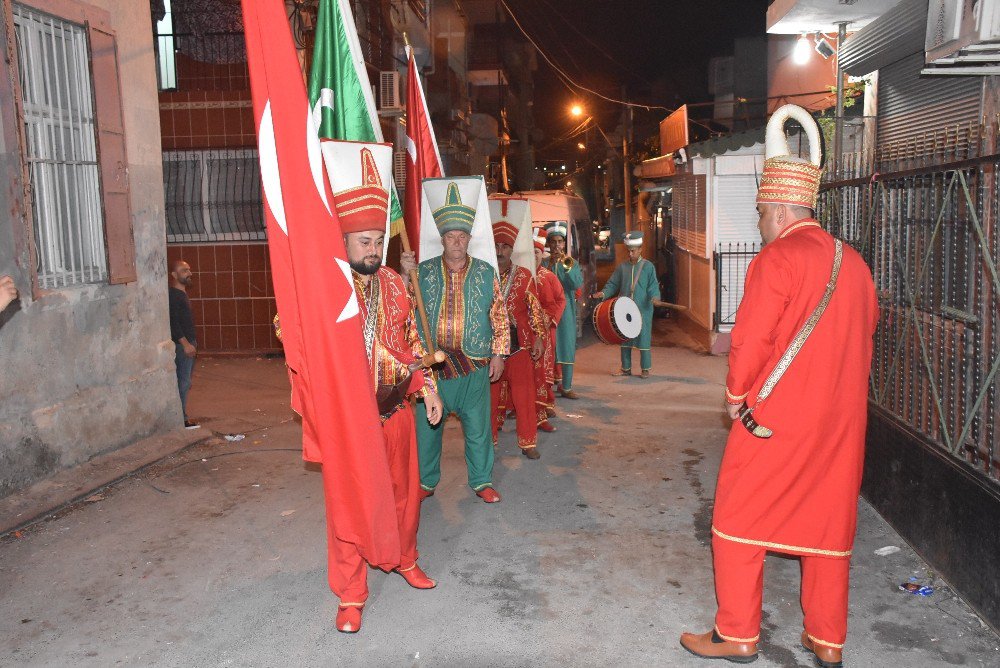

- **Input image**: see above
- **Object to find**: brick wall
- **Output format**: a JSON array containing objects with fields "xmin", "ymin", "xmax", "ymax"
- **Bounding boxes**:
[{"xmin": 166, "ymin": 243, "xmax": 280, "ymax": 354}]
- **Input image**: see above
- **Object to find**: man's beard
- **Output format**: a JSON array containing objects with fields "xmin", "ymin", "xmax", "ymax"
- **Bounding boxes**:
[{"xmin": 350, "ymin": 256, "xmax": 381, "ymax": 275}]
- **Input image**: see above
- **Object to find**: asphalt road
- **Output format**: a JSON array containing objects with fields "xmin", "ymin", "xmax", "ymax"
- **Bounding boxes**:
[{"xmin": 1, "ymin": 336, "xmax": 997, "ymax": 666}]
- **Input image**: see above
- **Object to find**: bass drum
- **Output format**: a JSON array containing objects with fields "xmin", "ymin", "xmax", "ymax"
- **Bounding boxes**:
[{"xmin": 592, "ymin": 296, "xmax": 642, "ymax": 345}]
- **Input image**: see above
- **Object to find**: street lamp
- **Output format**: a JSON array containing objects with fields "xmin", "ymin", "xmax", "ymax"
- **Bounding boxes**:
[
  {"xmin": 570, "ymin": 104, "xmax": 584, "ymax": 117},
  {"xmin": 793, "ymin": 34, "xmax": 811, "ymax": 65},
  {"xmin": 577, "ymin": 142, "xmax": 586, "ymax": 150}
]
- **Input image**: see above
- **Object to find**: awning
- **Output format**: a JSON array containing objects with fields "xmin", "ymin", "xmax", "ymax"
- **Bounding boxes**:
[
  {"xmin": 687, "ymin": 126, "xmax": 765, "ymax": 159},
  {"xmin": 634, "ymin": 155, "xmax": 676, "ymax": 179}
]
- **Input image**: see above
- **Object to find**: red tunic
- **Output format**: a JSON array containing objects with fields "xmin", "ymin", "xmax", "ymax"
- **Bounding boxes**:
[
  {"xmin": 355, "ymin": 267, "xmax": 436, "ymax": 406},
  {"xmin": 535, "ymin": 265, "xmax": 567, "ymax": 327},
  {"xmin": 499, "ymin": 264, "xmax": 546, "ymax": 351},
  {"xmin": 713, "ymin": 220, "xmax": 879, "ymax": 558}
]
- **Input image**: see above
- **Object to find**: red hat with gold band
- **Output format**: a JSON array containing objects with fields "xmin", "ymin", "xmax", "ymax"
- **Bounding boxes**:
[
  {"xmin": 756, "ymin": 104, "xmax": 823, "ymax": 209},
  {"xmin": 333, "ymin": 147, "xmax": 390, "ymax": 234},
  {"xmin": 493, "ymin": 220, "xmax": 519, "ymax": 246},
  {"xmin": 532, "ymin": 227, "xmax": 547, "ymax": 252},
  {"xmin": 491, "ymin": 196, "xmax": 520, "ymax": 246}
]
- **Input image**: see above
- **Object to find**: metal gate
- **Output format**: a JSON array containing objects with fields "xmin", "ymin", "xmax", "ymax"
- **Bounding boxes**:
[
  {"xmin": 714, "ymin": 242, "xmax": 760, "ymax": 330},
  {"xmin": 817, "ymin": 127, "xmax": 999, "ymax": 482}
]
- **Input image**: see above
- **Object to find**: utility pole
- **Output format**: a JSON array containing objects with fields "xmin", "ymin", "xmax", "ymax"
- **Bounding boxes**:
[
  {"xmin": 623, "ymin": 86, "xmax": 634, "ymax": 234},
  {"xmin": 834, "ymin": 21, "xmax": 848, "ymax": 178}
]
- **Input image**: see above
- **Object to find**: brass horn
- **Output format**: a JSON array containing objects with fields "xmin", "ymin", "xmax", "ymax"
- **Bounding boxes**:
[{"xmin": 560, "ymin": 255, "xmax": 575, "ymax": 270}]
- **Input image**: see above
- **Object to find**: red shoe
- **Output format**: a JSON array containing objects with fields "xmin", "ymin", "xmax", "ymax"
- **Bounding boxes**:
[
  {"xmin": 538, "ymin": 420, "xmax": 557, "ymax": 432},
  {"xmin": 476, "ymin": 487, "xmax": 501, "ymax": 503},
  {"xmin": 335, "ymin": 605, "xmax": 363, "ymax": 633},
  {"xmin": 418, "ymin": 487, "xmax": 435, "ymax": 501},
  {"xmin": 398, "ymin": 563, "xmax": 436, "ymax": 589}
]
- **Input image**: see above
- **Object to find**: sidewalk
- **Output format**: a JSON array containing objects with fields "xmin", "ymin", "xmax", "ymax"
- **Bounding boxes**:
[{"xmin": 1, "ymin": 341, "xmax": 997, "ymax": 666}]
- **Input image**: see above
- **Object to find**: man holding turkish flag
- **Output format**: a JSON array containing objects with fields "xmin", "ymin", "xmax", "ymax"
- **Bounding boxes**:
[{"xmin": 241, "ymin": 0, "xmax": 400, "ymax": 630}]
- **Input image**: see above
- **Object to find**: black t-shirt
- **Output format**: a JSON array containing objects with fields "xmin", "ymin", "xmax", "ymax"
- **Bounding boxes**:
[{"xmin": 169, "ymin": 287, "xmax": 197, "ymax": 345}]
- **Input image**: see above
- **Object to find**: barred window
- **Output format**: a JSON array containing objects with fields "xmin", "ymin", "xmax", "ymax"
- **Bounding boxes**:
[
  {"xmin": 14, "ymin": 4, "xmax": 107, "ymax": 289},
  {"xmin": 163, "ymin": 149, "xmax": 265, "ymax": 243}
]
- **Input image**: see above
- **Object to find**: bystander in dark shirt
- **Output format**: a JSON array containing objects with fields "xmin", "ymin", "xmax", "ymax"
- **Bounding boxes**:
[{"xmin": 169, "ymin": 287, "xmax": 197, "ymax": 345}]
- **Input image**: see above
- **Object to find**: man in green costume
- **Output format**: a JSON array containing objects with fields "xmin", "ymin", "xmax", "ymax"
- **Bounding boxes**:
[
  {"xmin": 544, "ymin": 221, "xmax": 584, "ymax": 399},
  {"xmin": 592, "ymin": 231, "xmax": 660, "ymax": 377},
  {"xmin": 402, "ymin": 182, "xmax": 510, "ymax": 503}
]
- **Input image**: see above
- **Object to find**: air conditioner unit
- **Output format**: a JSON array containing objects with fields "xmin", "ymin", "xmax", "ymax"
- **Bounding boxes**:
[
  {"xmin": 378, "ymin": 71, "xmax": 404, "ymax": 115},
  {"xmin": 925, "ymin": 0, "xmax": 1000, "ymax": 63},
  {"xmin": 392, "ymin": 150, "xmax": 407, "ymax": 191}
]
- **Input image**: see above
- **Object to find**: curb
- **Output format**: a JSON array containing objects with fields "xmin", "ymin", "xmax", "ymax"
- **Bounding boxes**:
[{"xmin": 0, "ymin": 427, "xmax": 213, "ymax": 538}]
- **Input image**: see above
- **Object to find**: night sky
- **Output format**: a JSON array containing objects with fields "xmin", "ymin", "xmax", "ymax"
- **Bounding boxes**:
[{"xmin": 504, "ymin": 0, "xmax": 770, "ymax": 160}]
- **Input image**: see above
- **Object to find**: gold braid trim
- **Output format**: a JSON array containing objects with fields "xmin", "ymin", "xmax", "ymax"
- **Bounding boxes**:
[
  {"xmin": 712, "ymin": 526, "xmax": 852, "ymax": 557},
  {"xmin": 715, "ymin": 626, "xmax": 760, "ymax": 644},
  {"xmin": 807, "ymin": 633, "xmax": 845, "ymax": 650}
]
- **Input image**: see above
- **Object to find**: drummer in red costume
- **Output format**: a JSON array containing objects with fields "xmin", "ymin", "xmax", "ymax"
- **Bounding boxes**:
[
  {"xmin": 680, "ymin": 105, "xmax": 878, "ymax": 666},
  {"xmin": 490, "ymin": 219, "xmax": 547, "ymax": 458},
  {"xmin": 327, "ymin": 145, "xmax": 445, "ymax": 634},
  {"xmin": 532, "ymin": 229, "xmax": 565, "ymax": 432}
]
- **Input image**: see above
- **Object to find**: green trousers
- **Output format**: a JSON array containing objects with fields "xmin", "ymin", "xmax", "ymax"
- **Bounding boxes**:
[
  {"xmin": 621, "ymin": 345, "xmax": 652, "ymax": 372},
  {"xmin": 560, "ymin": 363, "xmax": 575, "ymax": 391},
  {"xmin": 415, "ymin": 366, "xmax": 495, "ymax": 491}
]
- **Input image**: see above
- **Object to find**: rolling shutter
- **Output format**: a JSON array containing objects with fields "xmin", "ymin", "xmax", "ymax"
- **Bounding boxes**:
[{"xmin": 877, "ymin": 52, "xmax": 983, "ymax": 151}]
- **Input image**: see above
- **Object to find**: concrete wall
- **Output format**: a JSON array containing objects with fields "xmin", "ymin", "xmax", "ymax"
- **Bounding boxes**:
[{"xmin": 0, "ymin": 0, "xmax": 179, "ymax": 498}]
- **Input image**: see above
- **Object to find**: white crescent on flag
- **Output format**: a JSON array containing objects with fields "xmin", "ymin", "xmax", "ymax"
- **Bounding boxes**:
[
  {"xmin": 311, "ymin": 87, "xmax": 335, "ymax": 130},
  {"xmin": 305, "ymin": 108, "xmax": 331, "ymax": 214},
  {"xmin": 258, "ymin": 101, "xmax": 287, "ymax": 235}
]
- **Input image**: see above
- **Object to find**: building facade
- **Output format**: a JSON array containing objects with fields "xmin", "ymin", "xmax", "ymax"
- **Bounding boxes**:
[{"xmin": 0, "ymin": 0, "xmax": 179, "ymax": 497}]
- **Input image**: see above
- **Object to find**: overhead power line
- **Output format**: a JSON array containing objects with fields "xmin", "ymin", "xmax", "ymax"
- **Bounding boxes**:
[{"xmin": 498, "ymin": 0, "xmax": 671, "ymax": 113}]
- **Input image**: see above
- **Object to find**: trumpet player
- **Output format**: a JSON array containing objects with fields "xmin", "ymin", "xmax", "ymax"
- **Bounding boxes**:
[{"xmin": 544, "ymin": 222, "xmax": 583, "ymax": 399}]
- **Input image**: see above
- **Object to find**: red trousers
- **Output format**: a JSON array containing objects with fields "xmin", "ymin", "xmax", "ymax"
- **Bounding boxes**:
[
  {"xmin": 713, "ymin": 533, "xmax": 849, "ymax": 650},
  {"xmin": 490, "ymin": 350, "xmax": 538, "ymax": 449},
  {"xmin": 323, "ymin": 403, "xmax": 420, "ymax": 606}
]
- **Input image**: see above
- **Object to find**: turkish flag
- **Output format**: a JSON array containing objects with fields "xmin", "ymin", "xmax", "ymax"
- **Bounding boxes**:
[
  {"xmin": 404, "ymin": 46, "xmax": 444, "ymax": 261},
  {"xmin": 242, "ymin": 0, "xmax": 400, "ymax": 570}
]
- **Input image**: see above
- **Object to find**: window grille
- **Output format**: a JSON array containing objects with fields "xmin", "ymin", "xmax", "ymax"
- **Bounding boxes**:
[
  {"xmin": 14, "ymin": 4, "xmax": 107, "ymax": 289},
  {"xmin": 163, "ymin": 148, "xmax": 265, "ymax": 243}
]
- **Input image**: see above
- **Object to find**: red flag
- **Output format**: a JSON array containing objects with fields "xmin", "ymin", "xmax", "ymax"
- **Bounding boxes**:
[
  {"xmin": 404, "ymin": 46, "xmax": 444, "ymax": 261},
  {"xmin": 241, "ymin": 0, "xmax": 400, "ymax": 570}
]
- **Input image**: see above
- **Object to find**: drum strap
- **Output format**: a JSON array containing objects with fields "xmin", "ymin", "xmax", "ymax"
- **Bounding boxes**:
[
  {"xmin": 738, "ymin": 239, "xmax": 843, "ymax": 438},
  {"xmin": 629, "ymin": 259, "xmax": 645, "ymax": 296}
]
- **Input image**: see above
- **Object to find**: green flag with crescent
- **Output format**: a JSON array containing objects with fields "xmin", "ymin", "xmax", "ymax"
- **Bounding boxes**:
[{"xmin": 308, "ymin": 0, "xmax": 403, "ymax": 227}]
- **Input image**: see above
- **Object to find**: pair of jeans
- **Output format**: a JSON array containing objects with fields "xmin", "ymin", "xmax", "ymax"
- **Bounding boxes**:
[{"xmin": 174, "ymin": 342, "xmax": 196, "ymax": 420}]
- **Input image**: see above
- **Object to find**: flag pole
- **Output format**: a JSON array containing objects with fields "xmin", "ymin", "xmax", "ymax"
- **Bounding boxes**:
[
  {"xmin": 399, "ymin": 203, "xmax": 440, "ymax": 365},
  {"xmin": 401, "ymin": 33, "xmax": 442, "ymax": 367}
]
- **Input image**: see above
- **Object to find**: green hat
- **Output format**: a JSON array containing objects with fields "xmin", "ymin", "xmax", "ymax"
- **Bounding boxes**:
[
  {"xmin": 432, "ymin": 182, "xmax": 476, "ymax": 235},
  {"xmin": 544, "ymin": 221, "xmax": 568, "ymax": 239},
  {"xmin": 624, "ymin": 231, "xmax": 643, "ymax": 247}
]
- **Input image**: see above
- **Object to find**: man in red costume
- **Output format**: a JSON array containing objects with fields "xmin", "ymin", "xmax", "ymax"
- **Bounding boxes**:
[
  {"xmin": 327, "ymin": 145, "xmax": 445, "ymax": 633},
  {"xmin": 532, "ymin": 229, "xmax": 565, "ymax": 432},
  {"xmin": 490, "ymin": 220, "xmax": 547, "ymax": 458},
  {"xmin": 681, "ymin": 105, "xmax": 879, "ymax": 667}
]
